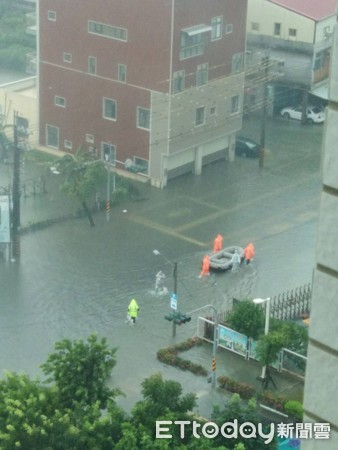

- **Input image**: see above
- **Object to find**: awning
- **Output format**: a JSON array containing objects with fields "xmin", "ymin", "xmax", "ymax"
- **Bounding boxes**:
[
  {"xmin": 182, "ymin": 24, "xmax": 212, "ymax": 36},
  {"xmin": 310, "ymin": 83, "xmax": 328, "ymax": 100}
]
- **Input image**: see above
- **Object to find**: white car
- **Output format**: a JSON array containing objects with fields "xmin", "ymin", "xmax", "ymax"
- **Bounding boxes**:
[{"xmin": 280, "ymin": 105, "xmax": 325, "ymax": 124}]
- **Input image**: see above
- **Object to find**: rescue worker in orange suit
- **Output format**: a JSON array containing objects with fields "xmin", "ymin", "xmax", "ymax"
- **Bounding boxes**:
[
  {"xmin": 213, "ymin": 234, "xmax": 223, "ymax": 253},
  {"xmin": 199, "ymin": 255, "xmax": 210, "ymax": 278},
  {"xmin": 244, "ymin": 243, "xmax": 255, "ymax": 265}
]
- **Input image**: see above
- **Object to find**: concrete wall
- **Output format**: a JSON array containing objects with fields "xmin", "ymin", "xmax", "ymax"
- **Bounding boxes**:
[
  {"xmin": 247, "ymin": 0, "xmax": 315, "ymax": 43},
  {"xmin": 0, "ymin": 77, "xmax": 38, "ymax": 148},
  {"xmin": 302, "ymin": 7, "xmax": 338, "ymax": 448}
]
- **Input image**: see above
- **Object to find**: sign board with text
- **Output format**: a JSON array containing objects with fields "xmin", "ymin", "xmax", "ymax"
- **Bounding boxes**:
[{"xmin": 170, "ymin": 293, "xmax": 177, "ymax": 310}]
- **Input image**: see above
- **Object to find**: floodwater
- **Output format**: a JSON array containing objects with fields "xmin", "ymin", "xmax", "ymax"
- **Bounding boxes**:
[{"xmin": 0, "ymin": 116, "xmax": 323, "ymax": 413}]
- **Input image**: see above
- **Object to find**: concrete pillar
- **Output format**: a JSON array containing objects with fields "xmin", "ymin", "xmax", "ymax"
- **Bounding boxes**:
[{"xmin": 194, "ymin": 145, "xmax": 203, "ymax": 175}]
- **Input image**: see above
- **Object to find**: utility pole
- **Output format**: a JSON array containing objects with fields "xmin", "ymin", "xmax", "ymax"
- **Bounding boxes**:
[
  {"xmin": 259, "ymin": 55, "xmax": 269, "ymax": 169},
  {"xmin": 172, "ymin": 261, "xmax": 178, "ymax": 338},
  {"xmin": 106, "ymin": 146, "xmax": 111, "ymax": 222},
  {"xmin": 12, "ymin": 111, "xmax": 21, "ymax": 260}
]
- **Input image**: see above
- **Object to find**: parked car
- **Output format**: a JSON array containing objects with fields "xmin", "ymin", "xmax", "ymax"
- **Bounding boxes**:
[
  {"xmin": 280, "ymin": 105, "xmax": 325, "ymax": 124},
  {"xmin": 235, "ymin": 137, "xmax": 260, "ymax": 158}
]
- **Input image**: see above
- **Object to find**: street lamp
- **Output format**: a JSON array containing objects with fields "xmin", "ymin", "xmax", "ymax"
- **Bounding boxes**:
[
  {"xmin": 253, "ymin": 297, "xmax": 271, "ymax": 380},
  {"xmin": 153, "ymin": 249, "xmax": 178, "ymax": 338}
]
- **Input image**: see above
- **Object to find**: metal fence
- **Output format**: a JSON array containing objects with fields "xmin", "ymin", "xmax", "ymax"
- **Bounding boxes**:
[
  {"xmin": 197, "ymin": 316, "xmax": 307, "ymax": 379},
  {"xmin": 269, "ymin": 283, "xmax": 312, "ymax": 321}
]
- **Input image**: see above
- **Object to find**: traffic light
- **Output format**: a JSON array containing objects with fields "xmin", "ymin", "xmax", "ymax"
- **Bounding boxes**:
[
  {"xmin": 165, "ymin": 312, "xmax": 191, "ymax": 325},
  {"xmin": 180, "ymin": 314, "xmax": 191, "ymax": 324},
  {"xmin": 165, "ymin": 313, "xmax": 174, "ymax": 321}
]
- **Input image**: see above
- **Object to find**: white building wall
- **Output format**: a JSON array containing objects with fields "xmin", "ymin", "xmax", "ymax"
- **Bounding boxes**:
[
  {"xmin": 302, "ymin": 4, "xmax": 338, "ymax": 448},
  {"xmin": 247, "ymin": 0, "xmax": 315, "ymax": 43}
]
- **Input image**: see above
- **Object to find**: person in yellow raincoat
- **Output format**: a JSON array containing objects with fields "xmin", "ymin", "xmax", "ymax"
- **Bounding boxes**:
[{"xmin": 128, "ymin": 298, "xmax": 139, "ymax": 324}]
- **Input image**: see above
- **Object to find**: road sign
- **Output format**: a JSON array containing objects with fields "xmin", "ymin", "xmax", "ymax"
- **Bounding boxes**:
[{"xmin": 170, "ymin": 293, "xmax": 177, "ymax": 310}]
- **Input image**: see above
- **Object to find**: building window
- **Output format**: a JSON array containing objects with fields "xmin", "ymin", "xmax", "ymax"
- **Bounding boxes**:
[
  {"xmin": 211, "ymin": 16, "xmax": 223, "ymax": 40},
  {"xmin": 225, "ymin": 24, "xmax": 233, "ymax": 34},
  {"xmin": 46, "ymin": 124, "xmax": 59, "ymax": 148},
  {"xmin": 88, "ymin": 56, "xmax": 96, "ymax": 74},
  {"xmin": 134, "ymin": 157, "xmax": 148, "ymax": 174},
  {"xmin": 48, "ymin": 11, "xmax": 56, "ymax": 21},
  {"xmin": 88, "ymin": 20, "xmax": 127, "ymax": 42},
  {"xmin": 172, "ymin": 70, "xmax": 185, "ymax": 93},
  {"xmin": 289, "ymin": 28, "xmax": 297, "ymax": 37},
  {"xmin": 232, "ymin": 53, "xmax": 243, "ymax": 74},
  {"xmin": 314, "ymin": 51, "xmax": 324, "ymax": 70},
  {"xmin": 118, "ymin": 64, "xmax": 126, "ymax": 82},
  {"xmin": 63, "ymin": 53, "xmax": 72, "ymax": 63},
  {"xmin": 210, "ymin": 106, "xmax": 217, "ymax": 115},
  {"xmin": 251, "ymin": 22, "xmax": 260, "ymax": 31},
  {"xmin": 103, "ymin": 98, "xmax": 116, "ymax": 121},
  {"xmin": 180, "ymin": 32, "xmax": 204, "ymax": 60},
  {"xmin": 195, "ymin": 107, "xmax": 205, "ymax": 126},
  {"xmin": 137, "ymin": 107, "xmax": 150, "ymax": 130},
  {"xmin": 64, "ymin": 140, "xmax": 72, "ymax": 150},
  {"xmin": 274, "ymin": 23, "xmax": 281, "ymax": 36},
  {"xmin": 55, "ymin": 96, "xmax": 65, "ymax": 107},
  {"xmin": 85, "ymin": 134, "xmax": 94, "ymax": 144},
  {"xmin": 230, "ymin": 95, "xmax": 240, "ymax": 114},
  {"xmin": 196, "ymin": 63, "xmax": 208, "ymax": 86},
  {"xmin": 101, "ymin": 142, "xmax": 116, "ymax": 164}
]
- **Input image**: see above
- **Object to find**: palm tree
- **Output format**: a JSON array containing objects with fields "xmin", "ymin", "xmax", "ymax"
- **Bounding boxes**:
[{"xmin": 53, "ymin": 146, "xmax": 106, "ymax": 226}]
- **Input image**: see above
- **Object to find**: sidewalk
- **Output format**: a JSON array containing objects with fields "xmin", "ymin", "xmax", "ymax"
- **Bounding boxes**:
[{"xmin": 178, "ymin": 340, "xmax": 304, "ymax": 419}]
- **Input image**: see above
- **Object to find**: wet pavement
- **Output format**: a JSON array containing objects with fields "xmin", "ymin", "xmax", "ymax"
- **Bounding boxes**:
[{"xmin": 0, "ymin": 115, "xmax": 322, "ymax": 416}]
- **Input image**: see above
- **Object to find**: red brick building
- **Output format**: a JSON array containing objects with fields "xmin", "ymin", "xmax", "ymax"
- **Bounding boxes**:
[{"xmin": 38, "ymin": 0, "xmax": 248, "ymax": 187}]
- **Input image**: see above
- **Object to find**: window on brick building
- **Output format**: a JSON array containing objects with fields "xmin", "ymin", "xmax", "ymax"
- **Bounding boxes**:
[
  {"xmin": 196, "ymin": 63, "xmax": 208, "ymax": 86},
  {"xmin": 88, "ymin": 20, "xmax": 127, "ymax": 42},
  {"xmin": 101, "ymin": 142, "xmax": 116, "ymax": 164},
  {"xmin": 118, "ymin": 64, "xmax": 126, "ymax": 82},
  {"xmin": 103, "ymin": 98, "xmax": 117, "ymax": 120},
  {"xmin": 46, "ymin": 124, "xmax": 59, "ymax": 148},
  {"xmin": 137, "ymin": 107, "xmax": 150, "ymax": 130},
  {"xmin": 48, "ymin": 11, "xmax": 56, "ymax": 21},
  {"xmin": 55, "ymin": 96, "xmax": 65, "ymax": 107},
  {"xmin": 211, "ymin": 16, "xmax": 223, "ymax": 40},
  {"xmin": 63, "ymin": 53, "xmax": 72, "ymax": 63},
  {"xmin": 172, "ymin": 70, "xmax": 185, "ymax": 93},
  {"xmin": 232, "ymin": 53, "xmax": 243, "ymax": 74},
  {"xmin": 88, "ymin": 56, "xmax": 96, "ymax": 74}
]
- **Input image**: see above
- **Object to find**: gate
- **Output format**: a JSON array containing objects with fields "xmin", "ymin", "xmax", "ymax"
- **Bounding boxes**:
[{"xmin": 270, "ymin": 283, "xmax": 312, "ymax": 320}]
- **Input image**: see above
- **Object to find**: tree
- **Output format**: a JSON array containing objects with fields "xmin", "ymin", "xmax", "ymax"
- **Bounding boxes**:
[
  {"xmin": 0, "ymin": 1, "xmax": 36, "ymax": 71},
  {"xmin": 52, "ymin": 146, "xmax": 106, "ymax": 226},
  {"xmin": 225, "ymin": 300, "xmax": 265, "ymax": 340},
  {"xmin": 131, "ymin": 373, "xmax": 197, "ymax": 447},
  {"xmin": 0, "ymin": 371, "xmax": 125, "ymax": 450},
  {"xmin": 41, "ymin": 333, "xmax": 120, "ymax": 409},
  {"xmin": 212, "ymin": 394, "xmax": 277, "ymax": 450}
]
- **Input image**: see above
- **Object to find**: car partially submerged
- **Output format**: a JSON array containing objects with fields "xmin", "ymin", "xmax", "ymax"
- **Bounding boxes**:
[
  {"xmin": 235, "ymin": 137, "xmax": 260, "ymax": 158},
  {"xmin": 280, "ymin": 105, "xmax": 325, "ymax": 124}
]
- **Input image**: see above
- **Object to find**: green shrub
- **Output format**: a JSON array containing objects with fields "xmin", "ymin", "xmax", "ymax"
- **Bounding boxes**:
[
  {"xmin": 156, "ymin": 338, "xmax": 207, "ymax": 376},
  {"xmin": 217, "ymin": 376, "xmax": 256, "ymax": 399},
  {"xmin": 284, "ymin": 400, "xmax": 304, "ymax": 421}
]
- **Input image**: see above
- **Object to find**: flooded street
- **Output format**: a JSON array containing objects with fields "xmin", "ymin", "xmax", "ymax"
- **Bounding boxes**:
[{"xmin": 0, "ymin": 116, "xmax": 322, "ymax": 412}]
